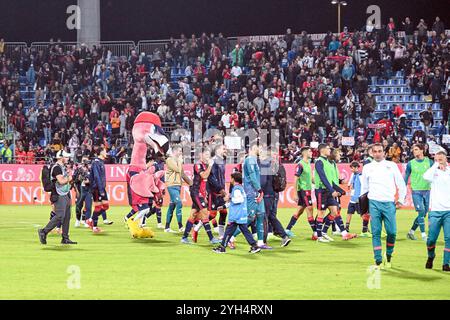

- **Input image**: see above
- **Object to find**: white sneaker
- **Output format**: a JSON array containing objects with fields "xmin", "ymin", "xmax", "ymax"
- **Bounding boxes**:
[
  {"xmin": 103, "ymin": 219, "xmax": 114, "ymax": 225},
  {"xmin": 317, "ymin": 237, "xmax": 330, "ymax": 243},
  {"xmin": 214, "ymin": 227, "xmax": 219, "ymax": 234},
  {"xmin": 179, "ymin": 227, "xmax": 185, "ymax": 233},
  {"xmin": 164, "ymin": 228, "xmax": 176, "ymax": 233},
  {"xmin": 322, "ymin": 233, "xmax": 334, "ymax": 242},
  {"xmin": 422, "ymin": 235, "xmax": 428, "ymax": 242},
  {"xmin": 157, "ymin": 223, "xmax": 163, "ymax": 229},
  {"xmin": 332, "ymin": 230, "xmax": 342, "ymax": 236},
  {"xmin": 74, "ymin": 220, "xmax": 80, "ymax": 228}
]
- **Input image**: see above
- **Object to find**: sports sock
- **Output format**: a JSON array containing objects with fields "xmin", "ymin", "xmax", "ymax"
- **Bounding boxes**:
[
  {"xmin": 101, "ymin": 210, "xmax": 107, "ymax": 220},
  {"xmin": 218, "ymin": 225, "xmax": 225, "ymax": 238},
  {"xmin": 307, "ymin": 216, "xmax": 316, "ymax": 232},
  {"xmin": 92, "ymin": 211, "xmax": 100, "ymax": 227},
  {"xmin": 362, "ymin": 220, "xmax": 369, "ymax": 233},
  {"xmin": 286, "ymin": 215, "xmax": 298, "ymax": 230},
  {"xmin": 155, "ymin": 208, "xmax": 162, "ymax": 224},
  {"xmin": 322, "ymin": 215, "xmax": 332, "ymax": 234},
  {"xmin": 183, "ymin": 220, "xmax": 194, "ymax": 239},
  {"xmin": 331, "ymin": 221, "xmax": 336, "ymax": 232},
  {"xmin": 334, "ymin": 215, "xmax": 347, "ymax": 235},
  {"xmin": 203, "ymin": 221, "xmax": 214, "ymax": 241},
  {"xmin": 345, "ymin": 222, "xmax": 350, "ymax": 232},
  {"xmin": 126, "ymin": 209, "xmax": 136, "ymax": 219},
  {"xmin": 194, "ymin": 221, "xmax": 203, "ymax": 232},
  {"xmin": 316, "ymin": 217, "xmax": 324, "ymax": 237},
  {"xmin": 362, "ymin": 214, "xmax": 370, "ymax": 233}
]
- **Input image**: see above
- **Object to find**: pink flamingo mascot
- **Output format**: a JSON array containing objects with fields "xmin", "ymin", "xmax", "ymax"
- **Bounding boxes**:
[{"xmin": 125, "ymin": 112, "xmax": 170, "ymax": 238}]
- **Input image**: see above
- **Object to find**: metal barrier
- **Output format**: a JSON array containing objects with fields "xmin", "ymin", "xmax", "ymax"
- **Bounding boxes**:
[
  {"xmin": 3, "ymin": 42, "xmax": 28, "ymax": 56},
  {"xmin": 137, "ymin": 40, "xmax": 169, "ymax": 56},
  {"xmin": 30, "ymin": 41, "xmax": 78, "ymax": 53},
  {"xmin": 100, "ymin": 41, "xmax": 136, "ymax": 58},
  {"xmin": 0, "ymin": 27, "xmax": 447, "ymax": 60}
]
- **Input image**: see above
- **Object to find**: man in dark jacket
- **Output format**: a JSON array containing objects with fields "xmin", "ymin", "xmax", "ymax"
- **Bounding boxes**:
[
  {"xmin": 206, "ymin": 144, "xmax": 228, "ymax": 238},
  {"xmin": 259, "ymin": 147, "xmax": 291, "ymax": 247},
  {"xmin": 86, "ymin": 147, "xmax": 113, "ymax": 233}
]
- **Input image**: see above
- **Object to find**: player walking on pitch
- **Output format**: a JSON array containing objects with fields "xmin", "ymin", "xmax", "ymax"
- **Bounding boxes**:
[
  {"xmin": 360, "ymin": 143, "xmax": 407, "ymax": 268},
  {"xmin": 404, "ymin": 143, "xmax": 433, "ymax": 241},
  {"xmin": 423, "ymin": 149, "xmax": 450, "ymax": 272},
  {"xmin": 180, "ymin": 148, "xmax": 220, "ymax": 245},
  {"xmin": 285, "ymin": 147, "xmax": 316, "ymax": 239},
  {"xmin": 314, "ymin": 144, "xmax": 357, "ymax": 242}
]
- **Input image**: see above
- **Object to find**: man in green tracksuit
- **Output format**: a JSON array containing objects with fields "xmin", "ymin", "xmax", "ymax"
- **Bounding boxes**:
[{"xmin": 404, "ymin": 144, "xmax": 433, "ymax": 241}]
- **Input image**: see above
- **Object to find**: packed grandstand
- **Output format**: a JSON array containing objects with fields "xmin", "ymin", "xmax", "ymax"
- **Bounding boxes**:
[{"xmin": 0, "ymin": 15, "xmax": 449, "ymax": 165}]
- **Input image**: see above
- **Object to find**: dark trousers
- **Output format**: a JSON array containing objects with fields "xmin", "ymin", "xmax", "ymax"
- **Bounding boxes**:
[
  {"xmin": 221, "ymin": 222, "xmax": 256, "ymax": 247},
  {"xmin": 263, "ymin": 195, "xmax": 287, "ymax": 241},
  {"xmin": 76, "ymin": 186, "xmax": 92, "ymax": 220},
  {"xmin": 43, "ymin": 194, "xmax": 71, "ymax": 240}
]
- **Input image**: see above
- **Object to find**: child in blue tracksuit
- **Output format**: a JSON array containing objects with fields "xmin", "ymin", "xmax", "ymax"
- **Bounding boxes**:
[
  {"xmin": 346, "ymin": 161, "xmax": 371, "ymax": 236},
  {"xmin": 213, "ymin": 172, "xmax": 260, "ymax": 254}
]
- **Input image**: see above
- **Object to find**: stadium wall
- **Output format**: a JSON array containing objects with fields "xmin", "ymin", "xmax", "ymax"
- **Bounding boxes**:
[{"xmin": 0, "ymin": 164, "xmax": 415, "ymax": 208}]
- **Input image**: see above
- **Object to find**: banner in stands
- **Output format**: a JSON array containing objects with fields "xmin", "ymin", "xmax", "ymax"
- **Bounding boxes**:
[{"xmin": 0, "ymin": 164, "xmax": 416, "ymax": 208}]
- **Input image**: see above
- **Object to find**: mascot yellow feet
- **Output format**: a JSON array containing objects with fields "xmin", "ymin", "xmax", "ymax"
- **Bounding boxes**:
[{"xmin": 127, "ymin": 219, "xmax": 155, "ymax": 239}]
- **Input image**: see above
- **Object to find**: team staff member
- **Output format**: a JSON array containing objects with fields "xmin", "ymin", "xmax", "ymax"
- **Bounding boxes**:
[
  {"xmin": 207, "ymin": 144, "xmax": 228, "ymax": 239},
  {"xmin": 165, "ymin": 145, "xmax": 187, "ymax": 232},
  {"xmin": 404, "ymin": 144, "xmax": 433, "ymax": 241},
  {"xmin": 423, "ymin": 149, "xmax": 450, "ymax": 272},
  {"xmin": 260, "ymin": 147, "xmax": 291, "ymax": 247},
  {"xmin": 361, "ymin": 143, "xmax": 407, "ymax": 268},
  {"xmin": 38, "ymin": 150, "xmax": 77, "ymax": 245}
]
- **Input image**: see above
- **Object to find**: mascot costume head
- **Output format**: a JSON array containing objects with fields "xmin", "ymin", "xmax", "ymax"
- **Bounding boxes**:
[{"xmin": 127, "ymin": 112, "xmax": 169, "ymax": 238}]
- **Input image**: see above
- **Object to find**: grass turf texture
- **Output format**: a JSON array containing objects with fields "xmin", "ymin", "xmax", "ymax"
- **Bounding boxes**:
[{"xmin": 0, "ymin": 205, "xmax": 449, "ymax": 300}]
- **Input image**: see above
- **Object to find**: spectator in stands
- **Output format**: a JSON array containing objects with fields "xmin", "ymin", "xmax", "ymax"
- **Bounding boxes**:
[{"xmin": 420, "ymin": 106, "xmax": 434, "ymax": 136}]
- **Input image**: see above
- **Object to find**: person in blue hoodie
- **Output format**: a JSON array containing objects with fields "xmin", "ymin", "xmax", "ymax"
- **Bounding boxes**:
[{"xmin": 213, "ymin": 172, "xmax": 260, "ymax": 254}]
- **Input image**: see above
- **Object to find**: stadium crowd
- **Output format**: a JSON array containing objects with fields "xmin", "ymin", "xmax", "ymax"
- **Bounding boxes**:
[{"xmin": 0, "ymin": 15, "xmax": 449, "ymax": 165}]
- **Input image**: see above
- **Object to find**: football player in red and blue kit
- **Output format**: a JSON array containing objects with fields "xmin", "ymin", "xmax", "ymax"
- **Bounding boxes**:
[{"xmin": 181, "ymin": 148, "xmax": 220, "ymax": 245}]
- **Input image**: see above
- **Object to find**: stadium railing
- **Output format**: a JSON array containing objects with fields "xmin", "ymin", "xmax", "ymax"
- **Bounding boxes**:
[
  {"xmin": 3, "ymin": 42, "xmax": 28, "ymax": 56},
  {"xmin": 4, "ymin": 28, "xmax": 448, "ymax": 59},
  {"xmin": 100, "ymin": 41, "xmax": 136, "ymax": 58}
]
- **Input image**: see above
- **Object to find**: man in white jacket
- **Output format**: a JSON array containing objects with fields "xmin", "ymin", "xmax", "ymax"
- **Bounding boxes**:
[
  {"xmin": 361, "ymin": 143, "xmax": 407, "ymax": 268},
  {"xmin": 423, "ymin": 149, "xmax": 450, "ymax": 272}
]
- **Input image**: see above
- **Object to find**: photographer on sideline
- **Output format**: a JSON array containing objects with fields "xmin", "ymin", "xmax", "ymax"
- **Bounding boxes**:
[{"xmin": 38, "ymin": 150, "xmax": 77, "ymax": 245}]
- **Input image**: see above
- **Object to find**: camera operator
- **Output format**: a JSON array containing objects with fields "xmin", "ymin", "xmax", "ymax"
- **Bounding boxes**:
[{"xmin": 74, "ymin": 156, "xmax": 92, "ymax": 227}]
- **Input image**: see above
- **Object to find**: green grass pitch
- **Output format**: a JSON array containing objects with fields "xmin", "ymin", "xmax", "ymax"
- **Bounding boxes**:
[{"xmin": 0, "ymin": 205, "xmax": 449, "ymax": 300}]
